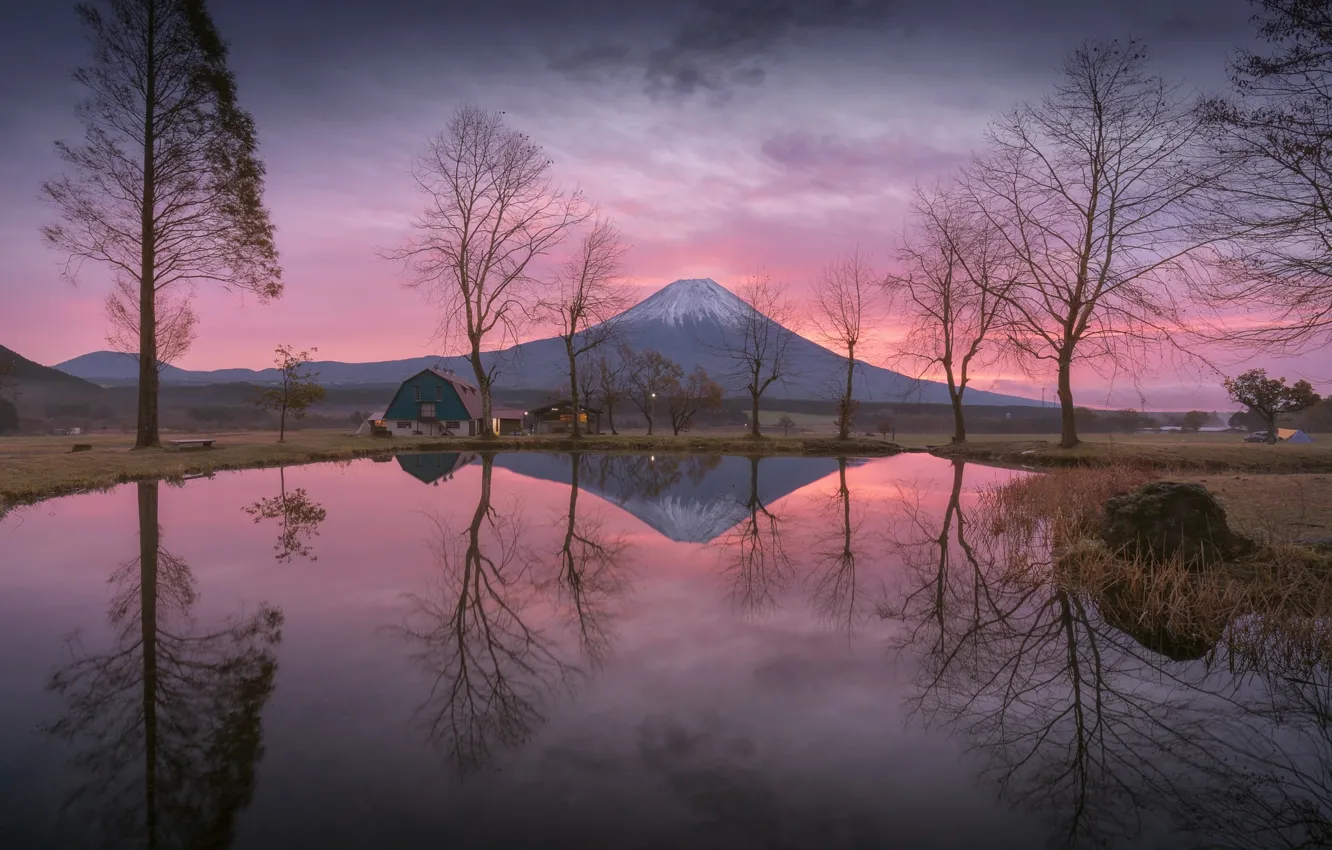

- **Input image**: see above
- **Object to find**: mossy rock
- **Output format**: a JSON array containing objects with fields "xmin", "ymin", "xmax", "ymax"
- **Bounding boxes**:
[{"xmin": 1101, "ymin": 481, "xmax": 1253, "ymax": 569}]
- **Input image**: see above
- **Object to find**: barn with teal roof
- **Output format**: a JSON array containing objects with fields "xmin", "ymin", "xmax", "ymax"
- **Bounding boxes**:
[{"xmin": 370, "ymin": 368, "xmax": 525, "ymax": 437}]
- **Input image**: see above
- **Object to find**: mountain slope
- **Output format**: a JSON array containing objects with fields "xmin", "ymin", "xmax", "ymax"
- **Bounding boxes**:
[
  {"xmin": 54, "ymin": 278, "xmax": 1038, "ymax": 405},
  {"xmin": 2, "ymin": 345, "xmax": 102, "ymax": 389},
  {"xmin": 493, "ymin": 453, "xmax": 844, "ymax": 543},
  {"xmin": 482, "ymin": 278, "xmax": 1036, "ymax": 405}
]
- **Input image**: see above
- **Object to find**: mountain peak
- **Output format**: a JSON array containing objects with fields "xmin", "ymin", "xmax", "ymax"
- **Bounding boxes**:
[{"xmin": 620, "ymin": 278, "xmax": 749, "ymax": 328}]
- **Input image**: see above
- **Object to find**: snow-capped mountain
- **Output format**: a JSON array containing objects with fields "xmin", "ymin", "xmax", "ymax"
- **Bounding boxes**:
[
  {"xmin": 492, "ymin": 453, "xmax": 843, "ymax": 543},
  {"xmin": 55, "ymin": 277, "xmax": 1039, "ymax": 405},
  {"xmin": 618, "ymin": 277, "xmax": 750, "ymax": 328}
]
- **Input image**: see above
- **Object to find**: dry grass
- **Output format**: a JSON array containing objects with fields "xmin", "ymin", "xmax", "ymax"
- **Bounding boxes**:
[
  {"xmin": 1184, "ymin": 473, "xmax": 1332, "ymax": 543},
  {"xmin": 932, "ymin": 431, "xmax": 1332, "ymax": 473},
  {"xmin": 0, "ymin": 428, "xmax": 902, "ymax": 508},
  {"xmin": 981, "ymin": 466, "xmax": 1332, "ymax": 667}
]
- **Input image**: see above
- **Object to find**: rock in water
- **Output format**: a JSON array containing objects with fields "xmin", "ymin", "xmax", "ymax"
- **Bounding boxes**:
[{"xmin": 1100, "ymin": 481, "xmax": 1250, "ymax": 567}]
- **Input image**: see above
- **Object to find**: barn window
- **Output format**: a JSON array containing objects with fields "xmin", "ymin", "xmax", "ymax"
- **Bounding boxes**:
[
  {"xmin": 436, "ymin": 386, "xmax": 443, "ymax": 401},
  {"xmin": 445, "ymin": 420, "xmax": 460, "ymax": 429},
  {"xmin": 413, "ymin": 386, "xmax": 421, "ymax": 401},
  {"xmin": 420, "ymin": 403, "xmax": 436, "ymax": 419},
  {"xmin": 397, "ymin": 421, "xmax": 412, "ymax": 429}
]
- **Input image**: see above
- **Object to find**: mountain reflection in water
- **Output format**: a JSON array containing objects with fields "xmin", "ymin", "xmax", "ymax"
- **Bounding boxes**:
[{"xmin": 0, "ymin": 452, "xmax": 1326, "ymax": 849}]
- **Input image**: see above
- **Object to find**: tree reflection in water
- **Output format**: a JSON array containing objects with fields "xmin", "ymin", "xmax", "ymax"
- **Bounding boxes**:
[
  {"xmin": 880, "ymin": 463, "xmax": 1332, "ymax": 849},
  {"xmin": 397, "ymin": 453, "xmax": 627, "ymax": 775},
  {"xmin": 806, "ymin": 457, "xmax": 871, "ymax": 635},
  {"xmin": 584, "ymin": 452, "xmax": 721, "ymax": 501},
  {"xmin": 720, "ymin": 456, "xmax": 794, "ymax": 616},
  {"xmin": 549, "ymin": 453, "xmax": 630, "ymax": 665},
  {"xmin": 242, "ymin": 466, "xmax": 327, "ymax": 563},
  {"xmin": 45, "ymin": 480, "xmax": 283, "ymax": 849}
]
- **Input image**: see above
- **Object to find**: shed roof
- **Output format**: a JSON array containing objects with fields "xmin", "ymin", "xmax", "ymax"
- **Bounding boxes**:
[{"xmin": 492, "ymin": 408, "xmax": 527, "ymax": 420}]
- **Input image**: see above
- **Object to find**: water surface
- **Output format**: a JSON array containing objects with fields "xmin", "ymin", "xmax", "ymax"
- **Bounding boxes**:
[{"xmin": 0, "ymin": 452, "xmax": 1327, "ymax": 849}]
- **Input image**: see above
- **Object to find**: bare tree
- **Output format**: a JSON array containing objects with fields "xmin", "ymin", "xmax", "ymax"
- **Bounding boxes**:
[
  {"xmin": 1194, "ymin": 2, "xmax": 1332, "ymax": 350},
  {"xmin": 664, "ymin": 366, "xmax": 723, "ymax": 436},
  {"xmin": 890, "ymin": 182, "xmax": 1014, "ymax": 443},
  {"xmin": 812, "ymin": 250, "xmax": 879, "ymax": 440},
  {"xmin": 594, "ymin": 352, "xmax": 629, "ymax": 435},
  {"xmin": 396, "ymin": 455, "xmax": 579, "ymax": 773},
  {"xmin": 387, "ymin": 105, "xmax": 588, "ymax": 437},
  {"xmin": 538, "ymin": 217, "xmax": 630, "ymax": 439},
  {"xmin": 967, "ymin": 40, "xmax": 1214, "ymax": 448},
  {"xmin": 43, "ymin": 0, "xmax": 282, "ymax": 449},
  {"xmin": 715, "ymin": 273, "xmax": 800, "ymax": 438},
  {"xmin": 625, "ymin": 348, "xmax": 682, "ymax": 435},
  {"xmin": 105, "ymin": 279, "xmax": 198, "ymax": 371},
  {"xmin": 720, "ymin": 457, "xmax": 793, "ymax": 616},
  {"xmin": 550, "ymin": 453, "xmax": 629, "ymax": 663}
]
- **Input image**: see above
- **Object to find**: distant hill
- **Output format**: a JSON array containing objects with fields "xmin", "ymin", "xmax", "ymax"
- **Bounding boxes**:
[
  {"xmin": 2, "ymin": 344, "xmax": 101, "ymax": 390},
  {"xmin": 54, "ymin": 278, "xmax": 1040, "ymax": 406}
]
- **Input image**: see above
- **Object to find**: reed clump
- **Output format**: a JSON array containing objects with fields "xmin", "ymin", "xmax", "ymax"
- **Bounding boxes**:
[{"xmin": 982, "ymin": 466, "xmax": 1332, "ymax": 667}]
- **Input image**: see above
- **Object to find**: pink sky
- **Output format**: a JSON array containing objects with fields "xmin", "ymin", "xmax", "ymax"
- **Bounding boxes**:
[{"xmin": 1, "ymin": 0, "xmax": 1327, "ymax": 411}]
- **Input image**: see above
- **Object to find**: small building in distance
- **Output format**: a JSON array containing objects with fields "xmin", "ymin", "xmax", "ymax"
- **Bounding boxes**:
[
  {"xmin": 532, "ymin": 400, "xmax": 601, "ymax": 435},
  {"xmin": 492, "ymin": 408, "xmax": 527, "ymax": 436},
  {"xmin": 382, "ymin": 369, "xmax": 493, "ymax": 436}
]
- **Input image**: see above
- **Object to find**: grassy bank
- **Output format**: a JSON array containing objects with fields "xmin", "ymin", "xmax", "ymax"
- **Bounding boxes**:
[
  {"xmin": 0, "ymin": 429, "xmax": 904, "ymax": 507},
  {"xmin": 929, "ymin": 432, "xmax": 1332, "ymax": 473}
]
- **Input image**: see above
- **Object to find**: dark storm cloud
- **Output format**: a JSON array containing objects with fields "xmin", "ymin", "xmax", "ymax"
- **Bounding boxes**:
[{"xmin": 550, "ymin": 0, "xmax": 894, "ymax": 100}]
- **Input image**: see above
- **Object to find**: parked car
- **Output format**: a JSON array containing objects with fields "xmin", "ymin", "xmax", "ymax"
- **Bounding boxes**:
[{"xmin": 1243, "ymin": 431, "xmax": 1269, "ymax": 443}]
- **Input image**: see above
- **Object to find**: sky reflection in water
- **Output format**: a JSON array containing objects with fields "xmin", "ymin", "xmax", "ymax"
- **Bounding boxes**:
[{"xmin": 0, "ymin": 452, "xmax": 1327, "ymax": 849}]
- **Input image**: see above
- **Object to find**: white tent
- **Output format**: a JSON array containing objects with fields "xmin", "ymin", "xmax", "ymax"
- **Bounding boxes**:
[
  {"xmin": 1281, "ymin": 429, "xmax": 1314, "ymax": 443},
  {"xmin": 355, "ymin": 411, "xmax": 387, "ymax": 436}
]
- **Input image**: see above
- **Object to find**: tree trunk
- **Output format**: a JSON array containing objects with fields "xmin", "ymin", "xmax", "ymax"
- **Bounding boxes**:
[
  {"xmin": 840, "ymin": 346, "xmax": 855, "ymax": 440},
  {"xmin": 607, "ymin": 399, "xmax": 617, "ymax": 435},
  {"xmin": 135, "ymin": 11, "xmax": 159, "ymax": 449},
  {"xmin": 469, "ymin": 344, "xmax": 493, "ymax": 438},
  {"xmin": 945, "ymin": 363, "xmax": 965, "ymax": 444},
  {"xmin": 1266, "ymin": 411, "xmax": 1278, "ymax": 444},
  {"xmin": 137, "ymin": 481, "xmax": 159, "ymax": 837},
  {"xmin": 644, "ymin": 393, "xmax": 654, "ymax": 436},
  {"xmin": 278, "ymin": 403, "xmax": 286, "ymax": 442},
  {"xmin": 750, "ymin": 391, "xmax": 761, "ymax": 438},
  {"xmin": 1057, "ymin": 354, "xmax": 1078, "ymax": 448},
  {"xmin": 950, "ymin": 389, "xmax": 966, "ymax": 444},
  {"xmin": 567, "ymin": 342, "xmax": 581, "ymax": 440}
]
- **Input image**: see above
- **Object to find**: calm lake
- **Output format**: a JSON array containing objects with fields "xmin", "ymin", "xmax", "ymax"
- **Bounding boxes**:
[{"xmin": 1, "ymin": 452, "xmax": 1327, "ymax": 849}]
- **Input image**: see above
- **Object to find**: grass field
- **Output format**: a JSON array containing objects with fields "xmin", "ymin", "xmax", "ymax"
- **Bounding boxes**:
[{"xmin": 927, "ymin": 431, "xmax": 1332, "ymax": 473}]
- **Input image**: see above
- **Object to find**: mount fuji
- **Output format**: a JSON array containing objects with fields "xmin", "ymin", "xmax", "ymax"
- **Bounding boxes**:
[
  {"xmin": 55, "ymin": 278, "xmax": 1037, "ymax": 405},
  {"xmin": 483, "ymin": 278, "xmax": 1036, "ymax": 404}
]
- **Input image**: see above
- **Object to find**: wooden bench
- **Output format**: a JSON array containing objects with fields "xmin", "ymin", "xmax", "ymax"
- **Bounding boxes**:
[{"xmin": 168, "ymin": 438, "xmax": 217, "ymax": 450}]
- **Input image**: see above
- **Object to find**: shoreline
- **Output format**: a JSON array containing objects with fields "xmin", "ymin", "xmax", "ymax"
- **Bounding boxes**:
[
  {"xmin": 0, "ymin": 432, "xmax": 905, "ymax": 508},
  {"xmin": 4, "ymin": 430, "xmax": 1331, "ymax": 511}
]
